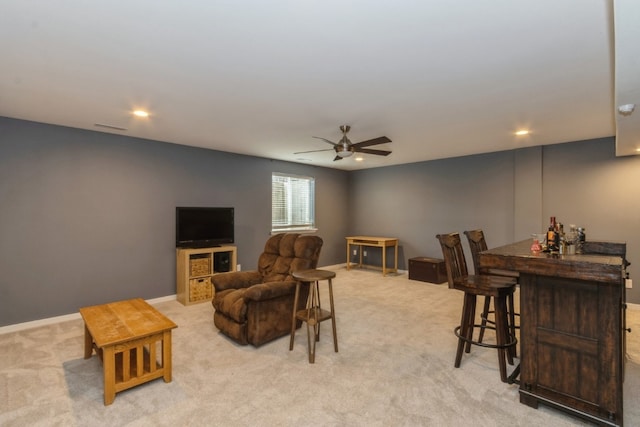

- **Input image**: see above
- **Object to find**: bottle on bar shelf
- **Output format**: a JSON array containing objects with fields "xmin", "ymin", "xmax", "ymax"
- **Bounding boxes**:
[
  {"xmin": 557, "ymin": 222, "xmax": 565, "ymax": 254},
  {"xmin": 547, "ymin": 216, "xmax": 558, "ymax": 251},
  {"xmin": 565, "ymin": 224, "xmax": 578, "ymax": 255},
  {"xmin": 577, "ymin": 227, "xmax": 586, "ymax": 254}
]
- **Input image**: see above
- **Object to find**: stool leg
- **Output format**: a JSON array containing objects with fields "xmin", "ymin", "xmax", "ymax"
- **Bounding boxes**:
[
  {"xmin": 456, "ymin": 293, "xmax": 475, "ymax": 367},
  {"xmin": 289, "ymin": 282, "xmax": 301, "ymax": 351},
  {"xmin": 306, "ymin": 281, "xmax": 318, "ymax": 363},
  {"xmin": 306, "ymin": 320, "xmax": 314, "ymax": 363},
  {"xmin": 328, "ymin": 278, "xmax": 338, "ymax": 352},
  {"xmin": 500, "ymin": 299, "xmax": 514, "ymax": 366},
  {"xmin": 494, "ymin": 295, "xmax": 509, "ymax": 382},
  {"xmin": 314, "ymin": 281, "xmax": 321, "ymax": 342},
  {"xmin": 465, "ymin": 295, "xmax": 477, "ymax": 354},
  {"xmin": 507, "ymin": 292, "xmax": 517, "ymax": 359},
  {"xmin": 455, "ymin": 295, "xmax": 468, "ymax": 368},
  {"xmin": 477, "ymin": 296, "xmax": 491, "ymax": 344}
]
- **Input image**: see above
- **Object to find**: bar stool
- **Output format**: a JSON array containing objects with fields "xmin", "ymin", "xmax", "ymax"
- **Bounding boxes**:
[
  {"xmin": 290, "ymin": 269, "xmax": 338, "ymax": 363},
  {"xmin": 436, "ymin": 232, "xmax": 517, "ymax": 382},
  {"xmin": 464, "ymin": 229, "xmax": 519, "ymax": 358}
]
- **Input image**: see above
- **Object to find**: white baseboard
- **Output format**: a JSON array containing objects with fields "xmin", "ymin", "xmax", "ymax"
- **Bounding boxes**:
[
  {"xmin": 323, "ymin": 263, "xmax": 408, "ymax": 274},
  {"xmin": 0, "ymin": 295, "xmax": 177, "ymax": 335},
  {"xmin": 0, "ymin": 267, "xmax": 366, "ymax": 334}
]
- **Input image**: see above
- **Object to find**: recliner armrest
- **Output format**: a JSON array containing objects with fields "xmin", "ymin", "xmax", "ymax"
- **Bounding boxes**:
[
  {"xmin": 243, "ymin": 281, "xmax": 297, "ymax": 302},
  {"xmin": 211, "ymin": 271, "xmax": 263, "ymax": 292}
]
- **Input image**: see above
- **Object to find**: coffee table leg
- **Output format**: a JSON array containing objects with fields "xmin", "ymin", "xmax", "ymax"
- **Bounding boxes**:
[
  {"xmin": 103, "ymin": 346, "xmax": 116, "ymax": 405},
  {"xmin": 83, "ymin": 323, "xmax": 93, "ymax": 359},
  {"xmin": 162, "ymin": 330, "xmax": 173, "ymax": 383}
]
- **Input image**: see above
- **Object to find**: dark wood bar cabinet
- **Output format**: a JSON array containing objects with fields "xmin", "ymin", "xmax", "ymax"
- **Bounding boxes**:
[{"xmin": 480, "ymin": 239, "xmax": 628, "ymax": 426}]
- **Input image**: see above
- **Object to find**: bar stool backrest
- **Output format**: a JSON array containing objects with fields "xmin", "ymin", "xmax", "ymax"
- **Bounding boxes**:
[
  {"xmin": 464, "ymin": 229, "xmax": 488, "ymax": 275},
  {"xmin": 435, "ymin": 232, "xmax": 469, "ymax": 289}
]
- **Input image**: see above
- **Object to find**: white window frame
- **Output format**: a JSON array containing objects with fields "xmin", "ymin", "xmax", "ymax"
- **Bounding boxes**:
[{"xmin": 271, "ymin": 172, "xmax": 316, "ymax": 233}]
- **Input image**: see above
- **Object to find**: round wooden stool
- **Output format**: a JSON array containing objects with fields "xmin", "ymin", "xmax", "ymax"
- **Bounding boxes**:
[{"xmin": 289, "ymin": 269, "xmax": 338, "ymax": 363}]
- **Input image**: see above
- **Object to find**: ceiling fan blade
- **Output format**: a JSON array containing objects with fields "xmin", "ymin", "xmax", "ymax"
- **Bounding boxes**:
[
  {"xmin": 312, "ymin": 136, "xmax": 338, "ymax": 146},
  {"xmin": 293, "ymin": 148, "xmax": 334, "ymax": 154},
  {"xmin": 354, "ymin": 147, "xmax": 392, "ymax": 156},
  {"xmin": 351, "ymin": 136, "xmax": 391, "ymax": 148}
]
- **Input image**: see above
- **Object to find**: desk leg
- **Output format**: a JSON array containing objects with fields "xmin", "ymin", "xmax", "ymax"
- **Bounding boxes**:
[
  {"xmin": 83, "ymin": 323, "xmax": 93, "ymax": 359},
  {"xmin": 346, "ymin": 243, "xmax": 351, "ymax": 271},
  {"xmin": 394, "ymin": 242, "xmax": 398, "ymax": 273},
  {"xmin": 103, "ymin": 346, "xmax": 116, "ymax": 405},
  {"xmin": 382, "ymin": 245, "xmax": 387, "ymax": 276}
]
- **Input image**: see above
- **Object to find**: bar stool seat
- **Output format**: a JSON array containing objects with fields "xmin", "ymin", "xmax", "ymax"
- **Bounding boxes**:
[
  {"xmin": 437, "ymin": 232, "xmax": 518, "ymax": 382},
  {"xmin": 290, "ymin": 269, "xmax": 338, "ymax": 363}
]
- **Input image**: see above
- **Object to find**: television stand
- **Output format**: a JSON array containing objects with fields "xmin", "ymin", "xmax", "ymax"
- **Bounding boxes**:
[{"xmin": 176, "ymin": 246, "xmax": 237, "ymax": 305}]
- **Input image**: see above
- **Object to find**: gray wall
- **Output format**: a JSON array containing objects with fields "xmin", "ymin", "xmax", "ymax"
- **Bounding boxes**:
[
  {"xmin": 348, "ymin": 137, "xmax": 640, "ymax": 303},
  {"xmin": 348, "ymin": 150, "xmax": 516, "ymax": 268},
  {"xmin": 0, "ymin": 117, "xmax": 349, "ymax": 326},
  {"xmin": 2, "ymin": 116, "xmax": 639, "ymax": 327}
]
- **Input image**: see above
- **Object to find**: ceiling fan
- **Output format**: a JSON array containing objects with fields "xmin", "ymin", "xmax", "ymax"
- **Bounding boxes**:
[{"xmin": 294, "ymin": 125, "xmax": 392, "ymax": 161}]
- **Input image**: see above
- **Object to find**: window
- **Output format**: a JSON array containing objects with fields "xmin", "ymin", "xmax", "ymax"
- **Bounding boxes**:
[{"xmin": 271, "ymin": 173, "xmax": 316, "ymax": 232}]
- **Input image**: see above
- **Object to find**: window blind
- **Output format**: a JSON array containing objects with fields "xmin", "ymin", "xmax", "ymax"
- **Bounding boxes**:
[{"xmin": 272, "ymin": 173, "xmax": 315, "ymax": 231}]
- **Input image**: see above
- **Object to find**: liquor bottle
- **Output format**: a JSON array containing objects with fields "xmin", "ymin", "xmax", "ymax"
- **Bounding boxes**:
[
  {"xmin": 577, "ymin": 227, "xmax": 586, "ymax": 254},
  {"xmin": 547, "ymin": 216, "xmax": 557, "ymax": 251},
  {"xmin": 556, "ymin": 222, "xmax": 563, "ymax": 250}
]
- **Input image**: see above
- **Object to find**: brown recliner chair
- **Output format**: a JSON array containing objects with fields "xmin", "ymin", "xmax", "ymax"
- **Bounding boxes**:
[{"xmin": 211, "ymin": 233, "xmax": 323, "ymax": 346}]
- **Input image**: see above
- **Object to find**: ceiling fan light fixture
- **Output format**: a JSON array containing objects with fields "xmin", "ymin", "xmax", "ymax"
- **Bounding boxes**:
[{"xmin": 299, "ymin": 125, "xmax": 392, "ymax": 162}]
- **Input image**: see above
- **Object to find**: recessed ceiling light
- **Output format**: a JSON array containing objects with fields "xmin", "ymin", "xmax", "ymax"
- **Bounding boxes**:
[
  {"xmin": 515, "ymin": 130, "xmax": 529, "ymax": 136},
  {"xmin": 133, "ymin": 110, "xmax": 149, "ymax": 118}
]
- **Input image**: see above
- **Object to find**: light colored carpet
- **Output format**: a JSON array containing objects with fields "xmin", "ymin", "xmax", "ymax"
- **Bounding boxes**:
[{"xmin": 1, "ymin": 267, "xmax": 639, "ymax": 426}]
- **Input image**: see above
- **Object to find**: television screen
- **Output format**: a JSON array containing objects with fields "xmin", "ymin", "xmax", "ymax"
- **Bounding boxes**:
[{"xmin": 176, "ymin": 207, "xmax": 234, "ymax": 248}]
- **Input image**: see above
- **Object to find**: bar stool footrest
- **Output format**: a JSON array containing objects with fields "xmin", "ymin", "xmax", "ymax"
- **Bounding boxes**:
[
  {"xmin": 481, "ymin": 311, "xmax": 521, "ymax": 329},
  {"xmin": 454, "ymin": 325, "xmax": 518, "ymax": 350}
]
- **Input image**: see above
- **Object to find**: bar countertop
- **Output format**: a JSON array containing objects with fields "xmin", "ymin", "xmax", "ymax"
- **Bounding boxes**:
[{"xmin": 479, "ymin": 239, "xmax": 625, "ymax": 285}]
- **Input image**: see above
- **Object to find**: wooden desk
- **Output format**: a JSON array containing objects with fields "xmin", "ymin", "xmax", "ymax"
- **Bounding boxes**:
[
  {"xmin": 79, "ymin": 298, "xmax": 177, "ymax": 405},
  {"xmin": 479, "ymin": 240, "xmax": 626, "ymax": 426},
  {"xmin": 345, "ymin": 236, "xmax": 399, "ymax": 276}
]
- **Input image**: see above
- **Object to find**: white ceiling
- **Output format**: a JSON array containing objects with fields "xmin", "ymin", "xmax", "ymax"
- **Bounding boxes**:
[{"xmin": 1, "ymin": 1, "xmax": 638, "ymax": 171}]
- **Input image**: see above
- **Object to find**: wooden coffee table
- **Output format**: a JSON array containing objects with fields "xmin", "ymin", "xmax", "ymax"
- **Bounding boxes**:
[{"xmin": 79, "ymin": 298, "xmax": 177, "ymax": 405}]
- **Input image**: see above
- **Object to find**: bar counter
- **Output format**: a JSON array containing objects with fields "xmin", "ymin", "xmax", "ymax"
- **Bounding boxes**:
[{"xmin": 480, "ymin": 239, "xmax": 627, "ymax": 426}]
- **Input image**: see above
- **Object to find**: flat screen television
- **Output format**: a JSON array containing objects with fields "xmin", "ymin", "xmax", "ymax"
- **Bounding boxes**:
[{"xmin": 175, "ymin": 207, "xmax": 234, "ymax": 248}]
